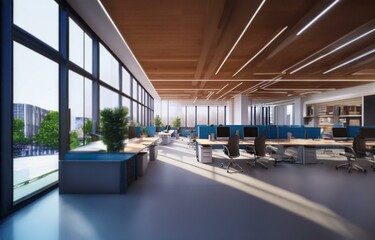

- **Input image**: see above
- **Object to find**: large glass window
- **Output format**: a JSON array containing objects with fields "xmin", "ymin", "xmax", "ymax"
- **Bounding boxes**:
[
  {"xmin": 14, "ymin": 0, "xmax": 59, "ymax": 50},
  {"xmin": 69, "ymin": 71, "xmax": 92, "ymax": 148},
  {"xmin": 186, "ymin": 106, "xmax": 195, "ymax": 127},
  {"xmin": 122, "ymin": 67, "xmax": 131, "ymax": 96},
  {"xmin": 218, "ymin": 106, "xmax": 225, "ymax": 125},
  {"xmin": 132, "ymin": 101, "xmax": 138, "ymax": 123},
  {"xmin": 13, "ymin": 42, "xmax": 59, "ymax": 202},
  {"xmin": 100, "ymin": 86, "xmax": 119, "ymax": 110},
  {"xmin": 132, "ymin": 79, "xmax": 138, "ymax": 100},
  {"xmin": 209, "ymin": 106, "xmax": 217, "ymax": 125},
  {"xmin": 197, "ymin": 106, "xmax": 208, "ymax": 125},
  {"xmin": 99, "ymin": 44, "xmax": 119, "ymax": 89},
  {"xmin": 122, "ymin": 97, "xmax": 131, "ymax": 113},
  {"xmin": 69, "ymin": 18, "xmax": 93, "ymax": 73}
]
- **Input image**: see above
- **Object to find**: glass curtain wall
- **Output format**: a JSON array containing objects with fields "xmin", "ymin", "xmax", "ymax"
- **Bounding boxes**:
[
  {"xmin": 8, "ymin": 0, "xmax": 154, "ymax": 206},
  {"xmin": 13, "ymin": 42, "xmax": 59, "ymax": 202},
  {"xmin": 13, "ymin": 0, "xmax": 59, "ymax": 203}
]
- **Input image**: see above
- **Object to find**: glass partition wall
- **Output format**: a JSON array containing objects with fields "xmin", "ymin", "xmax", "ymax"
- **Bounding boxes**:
[{"xmin": 4, "ymin": 0, "xmax": 154, "ymax": 210}]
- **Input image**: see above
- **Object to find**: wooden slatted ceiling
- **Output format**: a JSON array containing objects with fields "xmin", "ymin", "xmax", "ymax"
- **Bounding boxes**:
[{"xmin": 101, "ymin": 0, "xmax": 375, "ymax": 100}]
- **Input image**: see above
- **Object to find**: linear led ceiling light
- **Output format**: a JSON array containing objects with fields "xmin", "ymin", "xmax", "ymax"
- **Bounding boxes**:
[
  {"xmin": 264, "ymin": 88, "xmax": 336, "ymax": 91},
  {"xmin": 216, "ymin": 82, "xmax": 243, "ymax": 100},
  {"xmin": 323, "ymin": 49, "xmax": 375, "ymax": 74},
  {"xmin": 290, "ymin": 28, "xmax": 375, "ymax": 74},
  {"xmin": 296, "ymin": 0, "xmax": 340, "ymax": 36},
  {"xmin": 215, "ymin": 84, "xmax": 229, "ymax": 95},
  {"xmin": 215, "ymin": 0, "xmax": 267, "ymax": 75},
  {"xmin": 193, "ymin": 97, "xmax": 198, "ymax": 104},
  {"xmin": 206, "ymin": 91, "xmax": 215, "ymax": 100},
  {"xmin": 233, "ymin": 26, "xmax": 288, "ymax": 77}
]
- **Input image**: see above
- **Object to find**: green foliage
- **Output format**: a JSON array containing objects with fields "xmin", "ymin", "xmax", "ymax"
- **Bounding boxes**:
[
  {"xmin": 172, "ymin": 116, "xmax": 181, "ymax": 129},
  {"xmin": 129, "ymin": 120, "xmax": 140, "ymax": 127},
  {"xmin": 35, "ymin": 111, "xmax": 59, "ymax": 149},
  {"xmin": 83, "ymin": 119, "xmax": 93, "ymax": 136},
  {"xmin": 154, "ymin": 115, "xmax": 163, "ymax": 127},
  {"xmin": 69, "ymin": 131, "xmax": 80, "ymax": 149},
  {"xmin": 13, "ymin": 118, "xmax": 29, "ymax": 145},
  {"xmin": 141, "ymin": 126, "xmax": 147, "ymax": 136},
  {"xmin": 100, "ymin": 107, "xmax": 129, "ymax": 152}
]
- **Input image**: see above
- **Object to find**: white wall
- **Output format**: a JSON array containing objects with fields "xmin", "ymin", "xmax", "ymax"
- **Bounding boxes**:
[{"xmin": 303, "ymin": 82, "xmax": 375, "ymax": 106}]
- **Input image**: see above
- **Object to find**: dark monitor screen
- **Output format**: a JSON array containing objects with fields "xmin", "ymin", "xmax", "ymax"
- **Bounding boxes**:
[
  {"xmin": 332, "ymin": 128, "xmax": 347, "ymax": 138},
  {"xmin": 360, "ymin": 128, "xmax": 375, "ymax": 140},
  {"xmin": 243, "ymin": 127, "xmax": 258, "ymax": 139},
  {"xmin": 216, "ymin": 127, "xmax": 230, "ymax": 140}
]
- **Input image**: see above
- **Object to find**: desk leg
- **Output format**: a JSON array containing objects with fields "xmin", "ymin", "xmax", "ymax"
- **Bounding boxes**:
[{"xmin": 149, "ymin": 144, "xmax": 157, "ymax": 161}]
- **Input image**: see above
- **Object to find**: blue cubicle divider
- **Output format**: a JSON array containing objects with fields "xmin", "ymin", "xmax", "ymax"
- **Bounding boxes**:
[
  {"xmin": 135, "ymin": 126, "xmax": 141, "ymax": 137},
  {"xmin": 305, "ymin": 127, "xmax": 321, "ymax": 139},
  {"xmin": 278, "ymin": 126, "xmax": 305, "ymax": 139},
  {"xmin": 146, "ymin": 126, "xmax": 156, "ymax": 137},
  {"xmin": 347, "ymin": 126, "xmax": 360, "ymax": 138},
  {"xmin": 198, "ymin": 125, "xmax": 216, "ymax": 139},
  {"xmin": 229, "ymin": 125, "xmax": 244, "ymax": 139}
]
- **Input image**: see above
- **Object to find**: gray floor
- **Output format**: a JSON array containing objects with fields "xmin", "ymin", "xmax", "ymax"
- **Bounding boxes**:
[{"xmin": 1, "ymin": 138, "xmax": 375, "ymax": 240}]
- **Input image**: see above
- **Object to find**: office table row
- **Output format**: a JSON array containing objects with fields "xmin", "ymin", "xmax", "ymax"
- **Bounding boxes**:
[
  {"xmin": 59, "ymin": 137, "xmax": 159, "ymax": 194},
  {"xmin": 195, "ymin": 138, "xmax": 375, "ymax": 164}
]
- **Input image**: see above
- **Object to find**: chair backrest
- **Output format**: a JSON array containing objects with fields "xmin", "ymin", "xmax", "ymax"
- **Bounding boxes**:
[
  {"xmin": 352, "ymin": 135, "xmax": 366, "ymax": 157},
  {"xmin": 226, "ymin": 134, "xmax": 240, "ymax": 158},
  {"xmin": 254, "ymin": 131, "xmax": 266, "ymax": 157}
]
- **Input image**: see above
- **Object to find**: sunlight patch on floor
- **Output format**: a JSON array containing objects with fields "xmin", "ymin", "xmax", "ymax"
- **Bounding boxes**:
[{"xmin": 156, "ymin": 139, "xmax": 370, "ymax": 240}]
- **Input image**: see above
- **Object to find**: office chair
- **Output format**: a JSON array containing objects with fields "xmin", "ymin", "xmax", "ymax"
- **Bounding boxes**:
[
  {"xmin": 337, "ymin": 135, "xmax": 367, "ymax": 173},
  {"xmin": 246, "ymin": 131, "xmax": 275, "ymax": 169},
  {"xmin": 188, "ymin": 131, "xmax": 196, "ymax": 150},
  {"xmin": 220, "ymin": 134, "xmax": 242, "ymax": 173}
]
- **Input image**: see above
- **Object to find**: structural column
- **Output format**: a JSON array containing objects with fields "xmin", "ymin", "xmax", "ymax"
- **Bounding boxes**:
[{"xmin": 233, "ymin": 94, "xmax": 249, "ymax": 125}]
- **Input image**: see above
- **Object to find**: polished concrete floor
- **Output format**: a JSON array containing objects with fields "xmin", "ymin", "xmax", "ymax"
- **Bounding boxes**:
[{"xmin": 1, "ymin": 138, "xmax": 375, "ymax": 240}]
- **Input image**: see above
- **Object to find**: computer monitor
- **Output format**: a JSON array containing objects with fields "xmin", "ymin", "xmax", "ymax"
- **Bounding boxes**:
[
  {"xmin": 243, "ymin": 127, "xmax": 258, "ymax": 140},
  {"xmin": 359, "ymin": 128, "xmax": 375, "ymax": 141},
  {"xmin": 332, "ymin": 127, "xmax": 347, "ymax": 140},
  {"xmin": 216, "ymin": 126, "xmax": 230, "ymax": 140}
]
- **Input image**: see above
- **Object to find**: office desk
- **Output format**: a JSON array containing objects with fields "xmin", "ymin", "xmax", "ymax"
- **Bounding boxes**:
[
  {"xmin": 60, "ymin": 137, "xmax": 159, "ymax": 193},
  {"xmin": 158, "ymin": 130, "xmax": 174, "ymax": 144},
  {"xmin": 195, "ymin": 138, "xmax": 375, "ymax": 164}
]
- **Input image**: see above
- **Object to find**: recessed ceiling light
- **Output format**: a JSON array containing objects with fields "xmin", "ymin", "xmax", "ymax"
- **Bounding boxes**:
[
  {"xmin": 290, "ymin": 28, "xmax": 375, "ymax": 74},
  {"xmin": 215, "ymin": 0, "xmax": 267, "ymax": 75},
  {"xmin": 296, "ymin": 0, "xmax": 340, "ymax": 36},
  {"xmin": 233, "ymin": 26, "xmax": 288, "ymax": 77},
  {"xmin": 323, "ymin": 49, "xmax": 375, "ymax": 74}
]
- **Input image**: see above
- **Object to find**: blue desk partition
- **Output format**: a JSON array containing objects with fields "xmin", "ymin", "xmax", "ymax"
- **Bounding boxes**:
[
  {"xmin": 146, "ymin": 126, "xmax": 156, "ymax": 137},
  {"xmin": 305, "ymin": 127, "xmax": 321, "ymax": 139},
  {"xmin": 230, "ymin": 125, "xmax": 244, "ymax": 139},
  {"xmin": 198, "ymin": 125, "xmax": 216, "ymax": 139},
  {"xmin": 135, "ymin": 126, "xmax": 141, "ymax": 137},
  {"xmin": 278, "ymin": 126, "xmax": 305, "ymax": 139},
  {"xmin": 347, "ymin": 126, "xmax": 361, "ymax": 138},
  {"xmin": 266, "ymin": 125, "xmax": 278, "ymax": 139},
  {"xmin": 196, "ymin": 125, "xmax": 206, "ymax": 138}
]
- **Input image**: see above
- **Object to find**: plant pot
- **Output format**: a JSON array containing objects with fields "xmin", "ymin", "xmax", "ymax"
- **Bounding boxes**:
[{"xmin": 156, "ymin": 126, "xmax": 161, "ymax": 132}]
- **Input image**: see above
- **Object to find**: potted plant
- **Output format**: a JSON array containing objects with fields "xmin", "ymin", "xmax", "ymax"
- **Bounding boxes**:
[
  {"xmin": 140, "ymin": 126, "xmax": 148, "ymax": 139},
  {"xmin": 154, "ymin": 115, "xmax": 163, "ymax": 132},
  {"xmin": 128, "ymin": 120, "xmax": 139, "ymax": 139},
  {"xmin": 172, "ymin": 116, "xmax": 182, "ymax": 139},
  {"xmin": 100, "ymin": 107, "xmax": 129, "ymax": 152}
]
